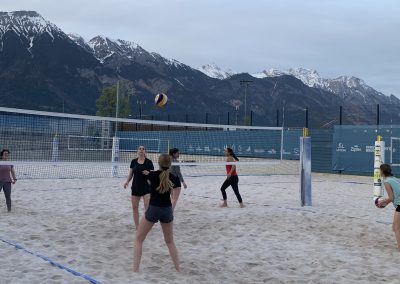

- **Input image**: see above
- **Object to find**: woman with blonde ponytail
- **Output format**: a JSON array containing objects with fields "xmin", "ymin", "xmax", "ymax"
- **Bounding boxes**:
[{"xmin": 133, "ymin": 154, "xmax": 181, "ymax": 272}]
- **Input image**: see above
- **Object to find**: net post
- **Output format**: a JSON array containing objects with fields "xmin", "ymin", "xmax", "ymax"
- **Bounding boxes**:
[
  {"xmin": 51, "ymin": 135, "xmax": 59, "ymax": 162},
  {"xmin": 111, "ymin": 136, "xmax": 120, "ymax": 178},
  {"xmin": 373, "ymin": 135, "xmax": 385, "ymax": 201},
  {"xmin": 300, "ymin": 130, "xmax": 311, "ymax": 206},
  {"xmin": 167, "ymin": 140, "xmax": 170, "ymax": 154}
]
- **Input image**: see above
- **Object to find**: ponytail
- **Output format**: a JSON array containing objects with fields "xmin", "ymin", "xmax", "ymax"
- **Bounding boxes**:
[
  {"xmin": 157, "ymin": 168, "xmax": 174, "ymax": 193},
  {"xmin": 232, "ymin": 153, "xmax": 239, "ymax": 161},
  {"xmin": 156, "ymin": 154, "xmax": 174, "ymax": 193},
  {"xmin": 226, "ymin": 147, "xmax": 239, "ymax": 161}
]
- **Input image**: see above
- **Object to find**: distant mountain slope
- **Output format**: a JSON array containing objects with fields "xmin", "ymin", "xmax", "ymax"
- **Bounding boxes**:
[
  {"xmin": 198, "ymin": 63, "xmax": 236, "ymax": 79},
  {"xmin": 0, "ymin": 10, "xmax": 397, "ymax": 127},
  {"xmin": 252, "ymin": 67, "xmax": 398, "ymax": 106}
]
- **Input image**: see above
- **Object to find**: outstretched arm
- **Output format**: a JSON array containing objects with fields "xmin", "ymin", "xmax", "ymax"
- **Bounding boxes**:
[{"xmin": 378, "ymin": 182, "xmax": 394, "ymax": 207}]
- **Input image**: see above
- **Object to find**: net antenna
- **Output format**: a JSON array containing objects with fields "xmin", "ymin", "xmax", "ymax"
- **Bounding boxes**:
[
  {"xmin": 111, "ymin": 81, "xmax": 120, "ymax": 177},
  {"xmin": 280, "ymin": 106, "xmax": 285, "ymax": 160}
]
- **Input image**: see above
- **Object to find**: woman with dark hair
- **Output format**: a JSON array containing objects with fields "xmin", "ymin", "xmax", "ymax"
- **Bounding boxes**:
[
  {"xmin": 0, "ymin": 149, "xmax": 17, "ymax": 212},
  {"xmin": 123, "ymin": 145, "xmax": 154, "ymax": 229},
  {"xmin": 377, "ymin": 164, "xmax": 400, "ymax": 251},
  {"xmin": 134, "ymin": 154, "xmax": 181, "ymax": 272},
  {"xmin": 169, "ymin": 148, "xmax": 187, "ymax": 209},
  {"xmin": 219, "ymin": 147, "xmax": 244, "ymax": 208}
]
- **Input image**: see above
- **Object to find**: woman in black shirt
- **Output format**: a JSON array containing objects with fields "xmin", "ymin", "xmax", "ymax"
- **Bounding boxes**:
[
  {"xmin": 133, "ymin": 154, "xmax": 181, "ymax": 272},
  {"xmin": 123, "ymin": 146, "xmax": 154, "ymax": 229}
]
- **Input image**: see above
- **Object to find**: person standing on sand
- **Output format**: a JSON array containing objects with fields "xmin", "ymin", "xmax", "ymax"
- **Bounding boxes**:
[
  {"xmin": 377, "ymin": 164, "xmax": 400, "ymax": 251},
  {"xmin": 219, "ymin": 147, "xmax": 244, "ymax": 208},
  {"xmin": 123, "ymin": 146, "xmax": 154, "ymax": 229},
  {"xmin": 169, "ymin": 148, "xmax": 187, "ymax": 209},
  {"xmin": 0, "ymin": 149, "xmax": 17, "ymax": 212},
  {"xmin": 133, "ymin": 154, "xmax": 181, "ymax": 272}
]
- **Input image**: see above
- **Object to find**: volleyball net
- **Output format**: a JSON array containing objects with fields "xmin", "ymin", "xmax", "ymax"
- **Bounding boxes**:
[{"xmin": 0, "ymin": 107, "xmax": 301, "ymax": 179}]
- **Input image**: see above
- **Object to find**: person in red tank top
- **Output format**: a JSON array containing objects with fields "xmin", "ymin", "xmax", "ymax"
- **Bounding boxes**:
[
  {"xmin": 219, "ymin": 148, "xmax": 244, "ymax": 208},
  {"xmin": 226, "ymin": 164, "xmax": 237, "ymax": 176}
]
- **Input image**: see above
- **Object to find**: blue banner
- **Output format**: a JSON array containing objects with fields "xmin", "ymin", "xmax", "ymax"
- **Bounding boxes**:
[
  {"xmin": 332, "ymin": 125, "xmax": 398, "ymax": 173},
  {"xmin": 118, "ymin": 129, "xmax": 302, "ymax": 160}
]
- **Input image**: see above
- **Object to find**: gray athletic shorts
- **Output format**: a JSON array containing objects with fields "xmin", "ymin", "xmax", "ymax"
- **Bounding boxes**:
[{"xmin": 145, "ymin": 205, "xmax": 173, "ymax": 223}]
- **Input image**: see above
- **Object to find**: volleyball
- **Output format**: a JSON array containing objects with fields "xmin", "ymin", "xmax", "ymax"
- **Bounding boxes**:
[
  {"xmin": 374, "ymin": 197, "xmax": 387, "ymax": 208},
  {"xmin": 155, "ymin": 93, "xmax": 168, "ymax": 107}
]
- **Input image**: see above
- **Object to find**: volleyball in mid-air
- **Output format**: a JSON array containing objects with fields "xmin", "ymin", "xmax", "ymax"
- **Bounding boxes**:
[{"xmin": 155, "ymin": 93, "xmax": 168, "ymax": 107}]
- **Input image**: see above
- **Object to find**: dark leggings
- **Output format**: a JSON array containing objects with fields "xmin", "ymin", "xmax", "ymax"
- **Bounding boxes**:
[
  {"xmin": 0, "ymin": 182, "xmax": 11, "ymax": 211},
  {"xmin": 220, "ymin": 175, "xmax": 242, "ymax": 203}
]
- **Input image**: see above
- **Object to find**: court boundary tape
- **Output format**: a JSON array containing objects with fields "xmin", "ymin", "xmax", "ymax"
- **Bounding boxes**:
[{"xmin": 0, "ymin": 236, "xmax": 102, "ymax": 284}]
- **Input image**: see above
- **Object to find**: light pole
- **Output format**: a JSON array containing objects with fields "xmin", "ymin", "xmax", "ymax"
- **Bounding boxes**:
[
  {"xmin": 240, "ymin": 80, "xmax": 253, "ymax": 125},
  {"xmin": 235, "ymin": 105, "xmax": 239, "ymax": 125},
  {"xmin": 137, "ymin": 99, "xmax": 146, "ymax": 119}
]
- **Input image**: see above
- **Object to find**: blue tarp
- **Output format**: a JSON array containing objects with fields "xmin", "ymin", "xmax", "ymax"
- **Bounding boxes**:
[{"xmin": 332, "ymin": 125, "xmax": 399, "ymax": 173}]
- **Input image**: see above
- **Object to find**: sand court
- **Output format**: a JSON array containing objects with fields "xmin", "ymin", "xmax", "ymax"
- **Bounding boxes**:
[{"xmin": 1, "ymin": 173, "xmax": 400, "ymax": 283}]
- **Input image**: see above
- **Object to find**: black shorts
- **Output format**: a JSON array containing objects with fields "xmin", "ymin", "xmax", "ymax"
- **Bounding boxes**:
[
  {"xmin": 145, "ymin": 205, "xmax": 173, "ymax": 223},
  {"xmin": 396, "ymin": 205, "xmax": 400, "ymax": 213},
  {"xmin": 131, "ymin": 187, "xmax": 150, "ymax": 197}
]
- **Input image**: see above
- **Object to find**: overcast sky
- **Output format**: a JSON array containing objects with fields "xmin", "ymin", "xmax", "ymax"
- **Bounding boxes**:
[{"xmin": 2, "ymin": 0, "xmax": 400, "ymax": 96}]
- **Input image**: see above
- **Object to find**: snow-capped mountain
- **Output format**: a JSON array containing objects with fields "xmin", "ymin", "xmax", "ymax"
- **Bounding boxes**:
[
  {"xmin": 0, "ymin": 11, "xmax": 63, "ymax": 40},
  {"xmin": 69, "ymin": 34, "xmax": 187, "ymax": 70},
  {"xmin": 252, "ymin": 67, "xmax": 388, "ymax": 102},
  {"xmin": 1, "ymin": 10, "xmax": 398, "ymax": 126},
  {"xmin": 198, "ymin": 63, "xmax": 236, "ymax": 79},
  {"xmin": 67, "ymin": 33, "xmax": 92, "ymax": 53},
  {"xmin": 252, "ymin": 68, "xmax": 285, "ymax": 78},
  {"xmin": 0, "ymin": 10, "xmax": 70, "ymax": 56},
  {"xmin": 85, "ymin": 35, "xmax": 145, "ymax": 63},
  {"xmin": 253, "ymin": 68, "xmax": 326, "ymax": 88}
]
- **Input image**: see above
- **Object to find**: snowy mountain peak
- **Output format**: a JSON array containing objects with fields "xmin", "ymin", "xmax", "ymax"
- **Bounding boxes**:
[
  {"xmin": 0, "ymin": 10, "xmax": 63, "ymax": 39},
  {"xmin": 80, "ymin": 35, "xmax": 186, "ymax": 67},
  {"xmin": 252, "ymin": 68, "xmax": 284, "ymax": 78},
  {"xmin": 198, "ymin": 63, "xmax": 236, "ymax": 79},
  {"xmin": 336, "ymin": 75, "xmax": 368, "ymax": 89},
  {"xmin": 86, "ymin": 35, "xmax": 147, "ymax": 63},
  {"xmin": 287, "ymin": 68, "xmax": 322, "ymax": 88},
  {"xmin": 67, "ymin": 33, "xmax": 91, "ymax": 51},
  {"xmin": 252, "ymin": 67, "xmax": 384, "ymax": 99}
]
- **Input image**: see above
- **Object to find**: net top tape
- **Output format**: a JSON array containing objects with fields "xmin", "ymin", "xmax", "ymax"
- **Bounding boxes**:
[{"xmin": 0, "ymin": 107, "xmax": 282, "ymax": 131}]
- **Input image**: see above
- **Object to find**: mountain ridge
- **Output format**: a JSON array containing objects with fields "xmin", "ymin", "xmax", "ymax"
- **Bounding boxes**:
[{"xmin": 0, "ymin": 10, "xmax": 398, "ymax": 127}]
